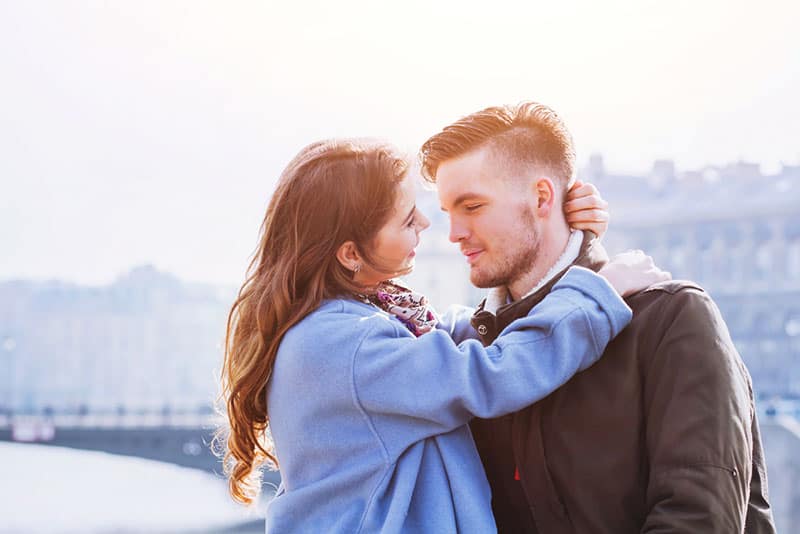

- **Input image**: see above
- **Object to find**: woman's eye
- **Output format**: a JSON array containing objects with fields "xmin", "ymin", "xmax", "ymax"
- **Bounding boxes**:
[
  {"xmin": 406, "ymin": 216, "xmax": 416, "ymax": 228},
  {"xmin": 465, "ymin": 204, "xmax": 482, "ymax": 212}
]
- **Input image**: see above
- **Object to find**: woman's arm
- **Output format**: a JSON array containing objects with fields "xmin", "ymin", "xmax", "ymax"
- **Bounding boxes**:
[{"xmin": 352, "ymin": 266, "xmax": 631, "ymax": 459}]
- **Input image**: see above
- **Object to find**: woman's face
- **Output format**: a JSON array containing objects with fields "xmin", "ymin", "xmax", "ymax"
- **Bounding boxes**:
[{"xmin": 355, "ymin": 174, "xmax": 430, "ymax": 286}]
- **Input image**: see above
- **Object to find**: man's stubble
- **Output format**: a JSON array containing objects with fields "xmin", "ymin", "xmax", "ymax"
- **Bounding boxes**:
[{"xmin": 470, "ymin": 204, "xmax": 541, "ymax": 290}]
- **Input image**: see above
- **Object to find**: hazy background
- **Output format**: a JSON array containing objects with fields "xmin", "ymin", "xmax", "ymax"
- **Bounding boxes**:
[{"xmin": 2, "ymin": 0, "xmax": 799, "ymax": 288}]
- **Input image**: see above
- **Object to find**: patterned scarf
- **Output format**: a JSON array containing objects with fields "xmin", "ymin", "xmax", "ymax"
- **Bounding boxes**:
[{"xmin": 358, "ymin": 280, "xmax": 439, "ymax": 337}]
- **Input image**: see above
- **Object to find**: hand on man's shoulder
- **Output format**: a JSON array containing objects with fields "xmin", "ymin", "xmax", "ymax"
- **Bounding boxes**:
[{"xmin": 627, "ymin": 278, "xmax": 705, "ymax": 299}]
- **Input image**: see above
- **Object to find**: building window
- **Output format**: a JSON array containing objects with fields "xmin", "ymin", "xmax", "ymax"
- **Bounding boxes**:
[
  {"xmin": 755, "ymin": 243, "xmax": 772, "ymax": 280},
  {"xmin": 760, "ymin": 339, "xmax": 778, "ymax": 356},
  {"xmin": 788, "ymin": 240, "xmax": 800, "ymax": 280},
  {"xmin": 670, "ymin": 247, "xmax": 687, "ymax": 278},
  {"xmin": 786, "ymin": 314, "xmax": 800, "ymax": 337},
  {"xmin": 754, "ymin": 312, "xmax": 779, "ymax": 335},
  {"xmin": 698, "ymin": 247, "xmax": 715, "ymax": 287}
]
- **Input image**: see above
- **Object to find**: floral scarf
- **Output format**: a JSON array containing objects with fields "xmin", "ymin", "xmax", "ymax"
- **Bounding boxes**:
[{"xmin": 358, "ymin": 280, "xmax": 439, "ymax": 337}]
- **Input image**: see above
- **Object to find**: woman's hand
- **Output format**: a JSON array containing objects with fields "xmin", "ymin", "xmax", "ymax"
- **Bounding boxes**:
[
  {"xmin": 599, "ymin": 250, "xmax": 671, "ymax": 297},
  {"xmin": 564, "ymin": 180, "xmax": 609, "ymax": 238}
]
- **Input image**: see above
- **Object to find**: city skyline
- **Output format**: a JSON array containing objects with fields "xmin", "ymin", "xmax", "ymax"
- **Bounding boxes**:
[{"xmin": 2, "ymin": 155, "xmax": 797, "ymax": 288}]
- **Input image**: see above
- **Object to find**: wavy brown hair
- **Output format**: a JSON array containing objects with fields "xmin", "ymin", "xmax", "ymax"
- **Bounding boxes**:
[{"xmin": 215, "ymin": 139, "xmax": 409, "ymax": 505}]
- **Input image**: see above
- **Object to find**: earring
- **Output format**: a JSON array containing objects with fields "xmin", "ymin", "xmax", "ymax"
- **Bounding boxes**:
[{"xmin": 352, "ymin": 264, "xmax": 361, "ymax": 274}]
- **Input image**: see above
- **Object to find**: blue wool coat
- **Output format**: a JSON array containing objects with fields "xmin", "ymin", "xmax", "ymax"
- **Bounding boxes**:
[{"xmin": 265, "ymin": 266, "xmax": 632, "ymax": 533}]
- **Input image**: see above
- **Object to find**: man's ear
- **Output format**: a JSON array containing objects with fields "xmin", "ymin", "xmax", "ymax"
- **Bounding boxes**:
[
  {"xmin": 532, "ymin": 178, "xmax": 557, "ymax": 217},
  {"xmin": 335, "ymin": 240, "xmax": 363, "ymax": 271}
]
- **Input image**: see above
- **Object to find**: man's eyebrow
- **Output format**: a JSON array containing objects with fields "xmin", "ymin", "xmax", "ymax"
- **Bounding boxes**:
[
  {"xmin": 440, "ymin": 193, "xmax": 483, "ymax": 212},
  {"xmin": 402, "ymin": 205, "xmax": 416, "ymax": 224}
]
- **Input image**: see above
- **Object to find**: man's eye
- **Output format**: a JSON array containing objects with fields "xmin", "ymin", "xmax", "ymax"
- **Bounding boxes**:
[
  {"xmin": 406, "ymin": 216, "xmax": 416, "ymax": 227},
  {"xmin": 465, "ymin": 204, "xmax": 482, "ymax": 212}
]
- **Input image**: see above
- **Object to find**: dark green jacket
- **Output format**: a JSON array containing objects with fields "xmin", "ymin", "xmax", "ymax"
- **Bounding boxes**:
[{"xmin": 470, "ymin": 234, "xmax": 775, "ymax": 533}]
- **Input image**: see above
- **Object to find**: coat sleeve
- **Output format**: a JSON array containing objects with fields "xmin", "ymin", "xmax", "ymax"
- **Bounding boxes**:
[
  {"xmin": 352, "ymin": 266, "xmax": 632, "ymax": 459},
  {"xmin": 745, "ymin": 413, "xmax": 777, "ymax": 533},
  {"xmin": 640, "ymin": 288, "xmax": 773, "ymax": 533}
]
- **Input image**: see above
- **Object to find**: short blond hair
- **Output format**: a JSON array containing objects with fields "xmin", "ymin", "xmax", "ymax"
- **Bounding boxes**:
[{"xmin": 420, "ymin": 101, "xmax": 576, "ymax": 192}]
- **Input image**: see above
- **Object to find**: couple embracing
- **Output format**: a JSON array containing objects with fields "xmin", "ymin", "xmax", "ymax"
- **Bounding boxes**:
[{"xmin": 218, "ymin": 102, "xmax": 775, "ymax": 533}]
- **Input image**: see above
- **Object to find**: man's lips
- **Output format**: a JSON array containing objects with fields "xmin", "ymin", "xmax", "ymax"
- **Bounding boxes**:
[{"xmin": 462, "ymin": 249, "xmax": 484, "ymax": 265}]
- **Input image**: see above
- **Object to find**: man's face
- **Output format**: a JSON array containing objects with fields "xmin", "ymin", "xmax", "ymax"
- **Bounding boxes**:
[{"xmin": 436, "ymin": 146, "xmax": 542, "ymax": 289}]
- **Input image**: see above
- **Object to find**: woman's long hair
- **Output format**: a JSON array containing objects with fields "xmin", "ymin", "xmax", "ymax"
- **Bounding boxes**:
[{"xmin": 215, "ymin": 139, "xmax": 409, "ymax": 505}]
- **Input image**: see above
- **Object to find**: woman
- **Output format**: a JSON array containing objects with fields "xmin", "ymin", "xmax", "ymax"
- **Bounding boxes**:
[{"xmin": 218, "ymin": 139, "xmax": 667, "ymax": 532}]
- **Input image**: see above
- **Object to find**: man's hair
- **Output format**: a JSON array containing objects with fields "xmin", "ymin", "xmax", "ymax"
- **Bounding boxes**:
[{"xmin": 419, "ymin": 101, "xmax": 576, "ymax": 192}]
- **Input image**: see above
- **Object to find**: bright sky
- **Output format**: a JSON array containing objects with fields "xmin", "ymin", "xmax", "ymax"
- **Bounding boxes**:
[{"xmin": 1, "ymin": 1, "xmax": 798, "ymax": 285}]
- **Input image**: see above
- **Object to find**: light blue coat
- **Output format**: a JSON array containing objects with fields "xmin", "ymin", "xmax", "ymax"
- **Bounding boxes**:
[{"xmin": 265, "ymin": 266, "xmax": 632, "ymax": 533}]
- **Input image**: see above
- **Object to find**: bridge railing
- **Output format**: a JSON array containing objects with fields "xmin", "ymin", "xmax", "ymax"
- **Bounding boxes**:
[{"xmin": 0, "ymin": 412, "xmax": 223, "ymax": 441}]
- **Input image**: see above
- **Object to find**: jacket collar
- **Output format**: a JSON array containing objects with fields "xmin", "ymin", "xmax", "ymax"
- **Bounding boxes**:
[
  {"xmin": 471, "ymin": 231, "xmax": 610, "ymax": 343},
  {"xmin": 483, "ymin": 230, "xmax": 585, "ymax": 315}
]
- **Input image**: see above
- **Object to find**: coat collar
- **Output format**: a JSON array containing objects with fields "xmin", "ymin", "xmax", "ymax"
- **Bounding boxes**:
[
  {"xmin": 471, "ymin": 231, "xmax": 610, "ymax": 343},
  {"xmin": 483, "ymin": 230, "xmax": 585, "ymax": 315}
]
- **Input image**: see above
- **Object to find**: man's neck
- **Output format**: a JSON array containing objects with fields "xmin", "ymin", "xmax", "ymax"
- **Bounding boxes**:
[{"xmin": 507, "ymin": 223, "xmax": 573, "ymax": 301}]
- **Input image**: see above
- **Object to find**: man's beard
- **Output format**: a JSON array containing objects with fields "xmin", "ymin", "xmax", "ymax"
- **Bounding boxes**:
[{"xmin": 470, "ymin": 206, "xmax": 540, "ymax": 289}]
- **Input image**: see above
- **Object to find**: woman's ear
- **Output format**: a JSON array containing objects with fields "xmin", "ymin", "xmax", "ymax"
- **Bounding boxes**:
[{"xmin": 335, "ymin": 240, "xmax": 363, "ymax": 272}]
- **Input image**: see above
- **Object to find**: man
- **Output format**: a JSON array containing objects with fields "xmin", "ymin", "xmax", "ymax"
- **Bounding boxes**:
[{"xmin": 419, "ymin": 102, "xmax": 775, "ymax": 533}]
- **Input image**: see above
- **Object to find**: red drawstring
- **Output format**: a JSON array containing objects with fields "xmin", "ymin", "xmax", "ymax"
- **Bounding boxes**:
[{"xmin": 514, "ymin": 466, "xmax": 521, "ymax": 481}]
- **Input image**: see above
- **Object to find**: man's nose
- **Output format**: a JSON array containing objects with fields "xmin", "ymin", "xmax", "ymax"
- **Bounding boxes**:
[{"xmin": 449, "ymin": 220, "xmax": 469, "ymax": 243}]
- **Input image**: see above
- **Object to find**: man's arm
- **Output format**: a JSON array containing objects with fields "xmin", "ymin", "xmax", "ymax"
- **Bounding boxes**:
[
  {"xmin": 745, "ymin": 412, "xmax": 777, "ymax": 533},
  {"xmin": 640, "ymin": 287, "xmax": 766, "ymax": 532}
]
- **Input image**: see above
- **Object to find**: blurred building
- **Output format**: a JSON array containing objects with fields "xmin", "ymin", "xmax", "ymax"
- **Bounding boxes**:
[
  {"xmin": 761, "ymin": 417, "xmax": 800, "ymax": 532},
  {"xmin": 591, "ymin": 158, "xmax": 800, "ymax": 399},
  {"xmin": 0, "ymin": 265, "xmax": 232, "ymax": 414}
]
